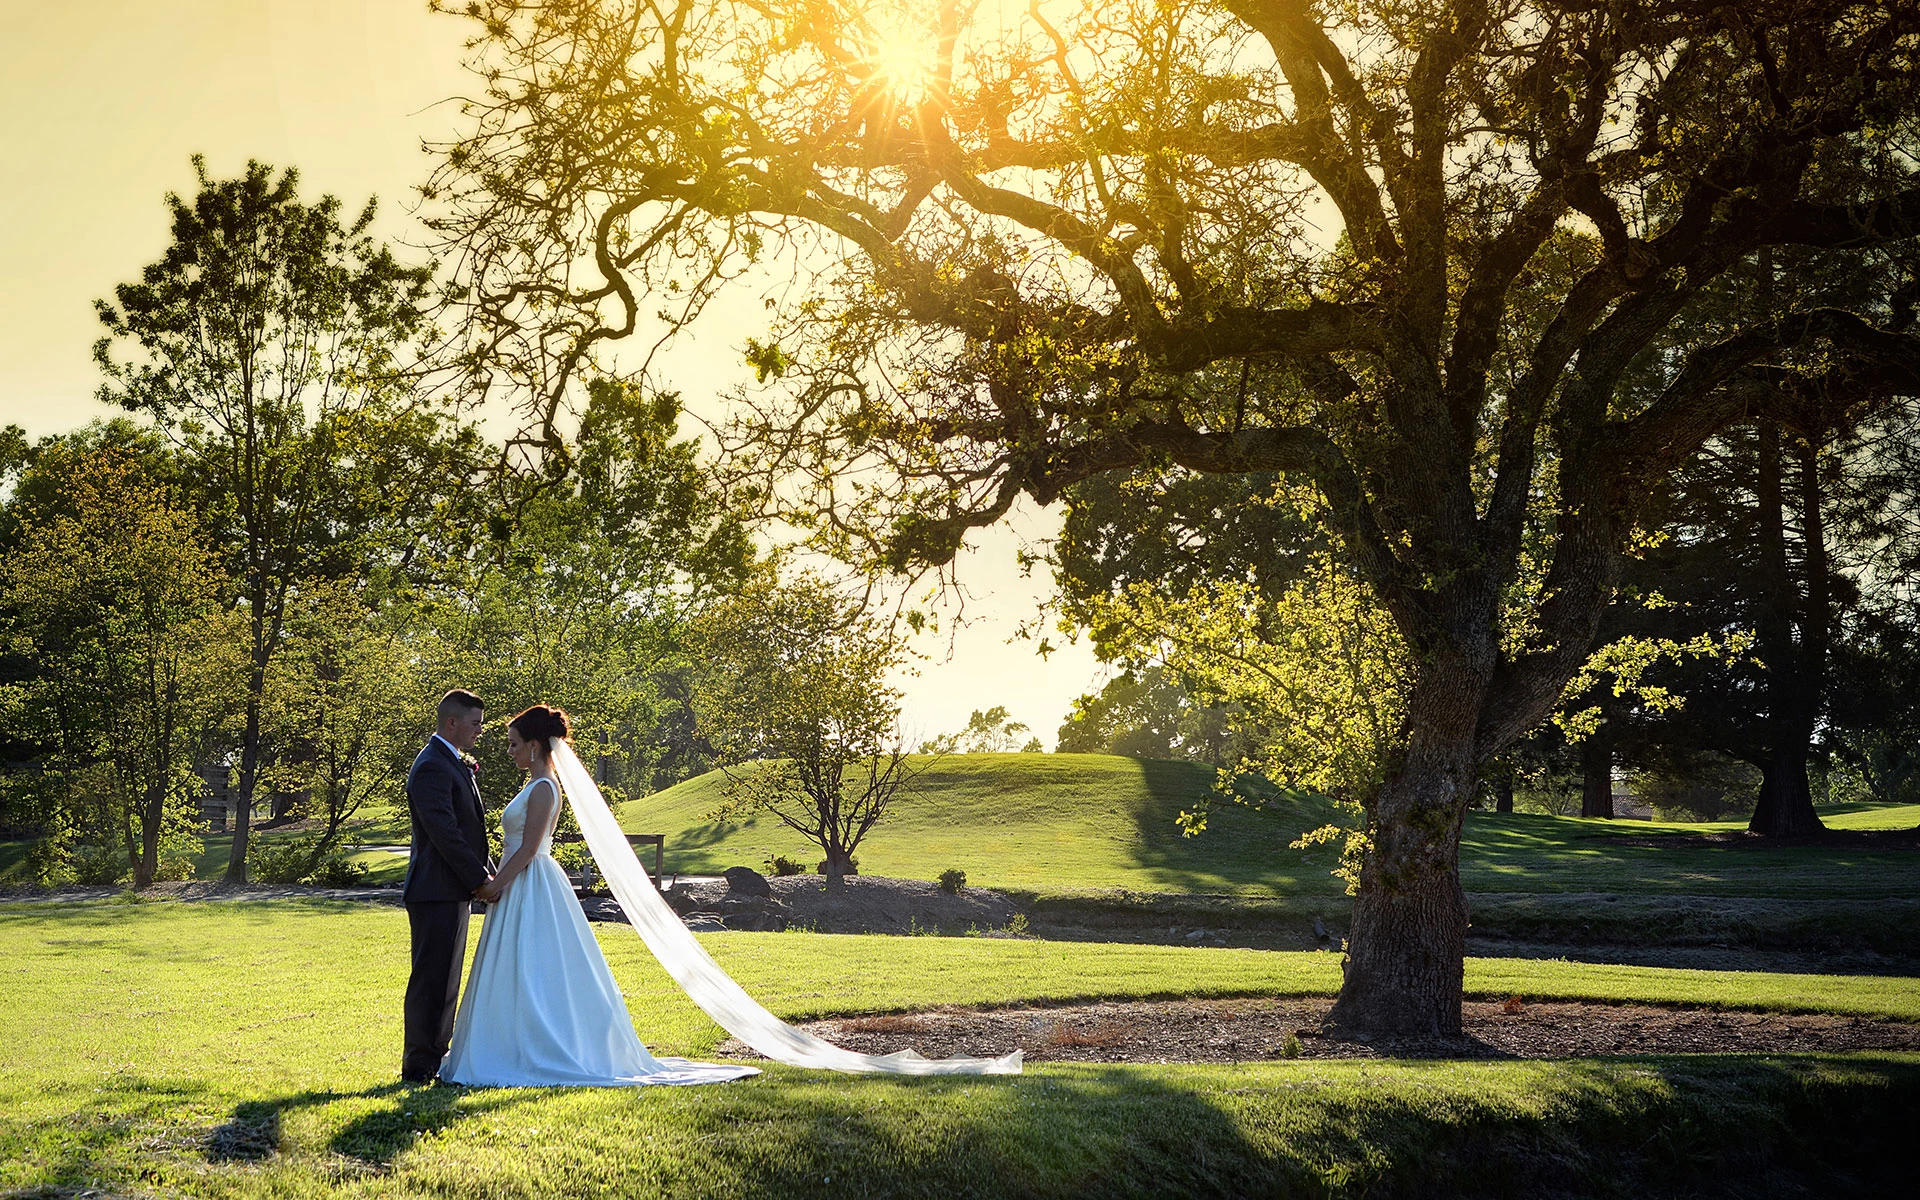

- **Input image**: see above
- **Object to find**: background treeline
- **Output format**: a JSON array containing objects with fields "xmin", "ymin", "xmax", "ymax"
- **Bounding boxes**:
[
  {"xmin": 0, "ymin": 163, "xmax": 754, "ymax": 888},
  {"xmin": 1050, "ymin": 372, "xmax": 1920, "ymax": 834},
  {"xmin": 0, "ymin": 390, "xmax": 749, "ymax": 887},
  {"xmin": 6, "ymin": 144, "xmax": 1920, "ymax": 896}
]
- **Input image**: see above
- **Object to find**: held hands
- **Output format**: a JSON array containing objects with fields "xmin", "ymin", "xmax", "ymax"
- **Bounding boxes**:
[{"xmin": 473, "ymin": 876, "xmax": 504, "ymax": 904}]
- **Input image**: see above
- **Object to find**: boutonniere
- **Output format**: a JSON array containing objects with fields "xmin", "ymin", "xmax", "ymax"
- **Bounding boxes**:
[{"xmin": 461, "ymin": 754, "xmax": 480, "ymax": 778}]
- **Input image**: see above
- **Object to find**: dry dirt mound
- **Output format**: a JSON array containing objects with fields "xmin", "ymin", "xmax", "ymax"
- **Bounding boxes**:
[{"xmin": 717, "ymin": 996, "xmax": 1920, "ymax": 1064}]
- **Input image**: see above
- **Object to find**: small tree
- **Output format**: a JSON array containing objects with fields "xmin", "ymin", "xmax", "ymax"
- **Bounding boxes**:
[
  {"xmin": 953, "ymin": 706, "xmax": 1032, "ymax": 754},
  {"xmin": 689, "ymin": 573, "xmax": 919, "ymax": 885}
]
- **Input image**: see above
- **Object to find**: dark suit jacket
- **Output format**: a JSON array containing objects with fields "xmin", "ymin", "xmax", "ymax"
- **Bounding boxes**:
[{"xmin": 402, "ymin": 737, "xmax": 492, "ymax": 903}]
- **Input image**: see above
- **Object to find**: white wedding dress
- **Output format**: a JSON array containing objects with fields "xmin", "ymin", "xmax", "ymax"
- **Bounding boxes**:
[
  {"xmin": 444, "ymin": 741, "xmax": 1020, "ymax": 1081},
  {"xmin": 439, "ymin": 776, "xmax": 759, "ymax": 1087}
]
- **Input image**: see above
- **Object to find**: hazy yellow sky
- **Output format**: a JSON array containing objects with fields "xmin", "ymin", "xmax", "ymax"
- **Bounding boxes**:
[{"xmin": 0, "ymin": 0, "xmax": 1104, "ymax": 743}]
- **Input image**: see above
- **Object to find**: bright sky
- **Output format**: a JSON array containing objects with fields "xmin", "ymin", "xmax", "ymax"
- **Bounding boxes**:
[{"xmin": 0, "ymin": 0, "xmax": 1105, "ymax": 745}]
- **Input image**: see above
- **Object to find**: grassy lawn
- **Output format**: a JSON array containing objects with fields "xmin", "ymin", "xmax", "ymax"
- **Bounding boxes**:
[{"xmin": 4, "ymin": 899, "xmax": 1917, "ymax": 1197}]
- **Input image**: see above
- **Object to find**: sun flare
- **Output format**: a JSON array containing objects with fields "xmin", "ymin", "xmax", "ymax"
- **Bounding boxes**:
[{"xmin": 861, "ymin": 23, "xmax": 938, "ymax": 103}]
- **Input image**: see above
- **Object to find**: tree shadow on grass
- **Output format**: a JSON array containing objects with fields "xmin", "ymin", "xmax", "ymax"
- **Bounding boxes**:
[
  {"xmin": 661, "ymin": 819, "xmax": 750, "ymax": 858},
  {"xmin": 708, "ymin": 1055, "xmax": 1920, "ymax": 1199},
  {"xmin": 1119, "ymin": 758, "xmax": 1341, "ymax": 895},
  {"xmin": 7, "ymin": 1080, "xmax": 216, "ymax": 1195},
  {"xmin": 704, "ymin": 1066, "xmax": 1302, "ymax": 1198},
  {"xmin": 39, "ymin": 1054, "xmax": 1920, "ymax": 1198},
  {"xmin": 205, "ymin": 1079, "xmax": 537, "ymax": 1170}
]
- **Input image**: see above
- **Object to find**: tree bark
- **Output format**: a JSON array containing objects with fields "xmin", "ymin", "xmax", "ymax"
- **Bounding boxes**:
[
  {"xmin": 1327, "ymin": 666, "xmax": 1481, "ymax": 1037},
  {"xmin": 223, "ymin": 676, "xmax": 265, "ymax": 883},
  {"xmin": 822, "ymin": 845, "xmax": 856, "ymax": 888},
  {"xmin": 1580, "ymin": 723, "xmax": 1614, "ymax": 819},
  {"xmin": 1746, "ymin": 423, "xmax": 1827, "ymax": 838},
  {"xmin": 1750, "ymin": 747, "xmax": 1824, "ymax": 837},
  {"xmin": 134, "ymin": 778, "xmax": 164, "ymax": 889}
]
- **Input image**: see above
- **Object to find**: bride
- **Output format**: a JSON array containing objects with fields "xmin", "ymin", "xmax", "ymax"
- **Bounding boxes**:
[
  {"xmin": 442, "ymin": 702, "xmax": 1020, "ymax": 1084},
  {"xmin": 439, "ymin": 705, "xmax": 758, "ymax": 1087}
]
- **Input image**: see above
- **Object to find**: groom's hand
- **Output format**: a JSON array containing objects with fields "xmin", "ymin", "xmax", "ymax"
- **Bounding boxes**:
[{"xmin": 473, "ymin": 877, "xmax": 503, "ymax": 903}]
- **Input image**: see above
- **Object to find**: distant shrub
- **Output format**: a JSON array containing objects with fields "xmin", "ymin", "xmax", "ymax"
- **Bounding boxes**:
[
  {"xmin": 308, "ymin": 855, "xmax": 370, "ymax": 888},
  {"xmin": 68, "ymin": 843, "xmax": 128, "ymax": 886},
  {"xmin": 815, "ymin": 855, "xmax": 859, "ymax": 876},
  {"xmin": 1282, "ymin": 1033, "xmax": 1303, "ymax": 1059},
  {"xmin": 24, "ymin": 835, "xmax": 75, "ymax": 887},
  {"xmin": 553, "ymin": 842, "xmax": 592, "ymax": 876},
  {"xmin": 937, "ymin": 868, "xmax": 967, "ymax": 894},
  {"xmin": 247, "ymin": 836, "xmax": 317, "ymax": 885},
  {"xmin": 152, "ymin": 829, "xmax": 200, "ymax": 883},
  {"xmin": 153, "ymin": 848, "xmax": 198, "ymax": 883},
  {"xmin": 764, "ymin": 853, "xmax": 807, "ymax": 877},
  {"xmin": 1004, "ymin": 912, "xmax": 1029, "ymax": 936},
  {"xmin": 1633, "ymin": 754, "xmax": 1760, "ymax": 822},
  {"xmin": 248, "ymin": 836, "xmax": 368, "ymax": 886}
]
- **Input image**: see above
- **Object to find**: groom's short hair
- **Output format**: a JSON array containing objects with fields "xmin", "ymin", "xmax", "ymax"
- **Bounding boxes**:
[{"xmin": 436, "ymin": 689, "xmax": 485, "ymax": 723}]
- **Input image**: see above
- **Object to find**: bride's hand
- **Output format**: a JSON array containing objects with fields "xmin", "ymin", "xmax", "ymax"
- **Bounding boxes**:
[{"xmin": 474, "ymin": 877, "xmax": 504, "ymax": 903}]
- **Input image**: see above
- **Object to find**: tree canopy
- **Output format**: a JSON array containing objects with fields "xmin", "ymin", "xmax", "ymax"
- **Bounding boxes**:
[
  {"xmin": 430, "ymin": 0, "xmax": 1920, "ymax": 1034},
  {"xmin": 94, "ymin": 157, "xmax": 438, "ymax": 882}
]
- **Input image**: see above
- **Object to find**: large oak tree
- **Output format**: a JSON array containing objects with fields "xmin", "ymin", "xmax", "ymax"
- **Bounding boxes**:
[{"xmin": 431, "ymin": 0, "xmax": 1920, "ymax": 1033}]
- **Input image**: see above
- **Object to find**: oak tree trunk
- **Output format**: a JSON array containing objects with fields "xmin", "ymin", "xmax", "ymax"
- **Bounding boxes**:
[
  {"xmin": 1750, "ymin": 748, "xmax": 1824, "ymax": 837},
  {"xmin": 822, "ymin": 845, "xmax": 856, "ymax": 888},
  {"xmin": 135, "ymin": 807, "xmax": 160, "ymax": 889},
  {"xmin": 1328, "ymin": 666, "xmax": 1482, "ymax": 1037},
  {"xmin": 1746, "ymin": 423, "xmax": 1827, "ymax": 838}
]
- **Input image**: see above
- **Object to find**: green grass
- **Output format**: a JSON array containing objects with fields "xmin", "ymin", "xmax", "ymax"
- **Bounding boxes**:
[
  {"xmin": 1455, "ymin": 810, "xmax": 1916, "ymax": 899},
  {"xmin": 1820, "ymin": 800, "xmax": 1920, "ymax": 829},
  {"xmin": 0, "ymin": 810, "xmax": 418, "ymax": 887},
  {"xmin": 3, "ymin": 899, "xmax": 1917, "ymax": 1198},
  {"xmin": 621, "ymin": 754, "xmax": 1340, "ymax": 895}
]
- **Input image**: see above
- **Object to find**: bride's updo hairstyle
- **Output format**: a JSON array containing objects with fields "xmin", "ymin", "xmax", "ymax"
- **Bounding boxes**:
[{"xmin": 508, "ymin": 704, "xmax": 571, "ymax": 758}]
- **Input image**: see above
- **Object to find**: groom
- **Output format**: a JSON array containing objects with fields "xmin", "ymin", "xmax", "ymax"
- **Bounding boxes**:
[{"xmin": 400, "ymin": 688, "xmax": 495, "ymax": 1084}]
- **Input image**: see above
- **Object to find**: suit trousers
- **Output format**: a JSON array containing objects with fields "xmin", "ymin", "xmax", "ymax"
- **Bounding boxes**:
[{"xmin": 402, "ymin": 900, "xmax": 471, "ymax": 1079}]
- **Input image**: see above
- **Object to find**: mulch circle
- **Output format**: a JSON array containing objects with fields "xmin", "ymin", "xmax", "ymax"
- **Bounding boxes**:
[{"xmin": 717, "ymin": 996, "xmax": 1920, "ymax": 1063}]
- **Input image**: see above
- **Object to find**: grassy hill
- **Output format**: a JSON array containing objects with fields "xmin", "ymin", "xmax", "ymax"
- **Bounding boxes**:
[
  {"xmin": 616, "ymin": 753, "xmax": 1341, "ymax": 896},
  {"xmin": 614, "ymin": 753, "xmax": 1919, "ymax": 901}
]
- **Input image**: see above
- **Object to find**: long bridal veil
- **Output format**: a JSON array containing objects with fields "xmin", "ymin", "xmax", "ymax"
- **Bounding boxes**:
[{"xmin": 549, "ymin": 739, "xmax": 1023, "ymax": 1075}]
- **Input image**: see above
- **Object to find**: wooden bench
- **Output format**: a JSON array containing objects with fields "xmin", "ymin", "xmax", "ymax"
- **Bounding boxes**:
[{"xmin": 625, "ymin": 833, "xmax": 665, "ymax": 879}]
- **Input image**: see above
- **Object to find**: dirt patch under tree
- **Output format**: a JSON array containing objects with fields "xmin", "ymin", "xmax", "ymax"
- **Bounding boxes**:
[{"xmin": 717, "ymin": 996, "xmax": 1920, "ymax": 1064}]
